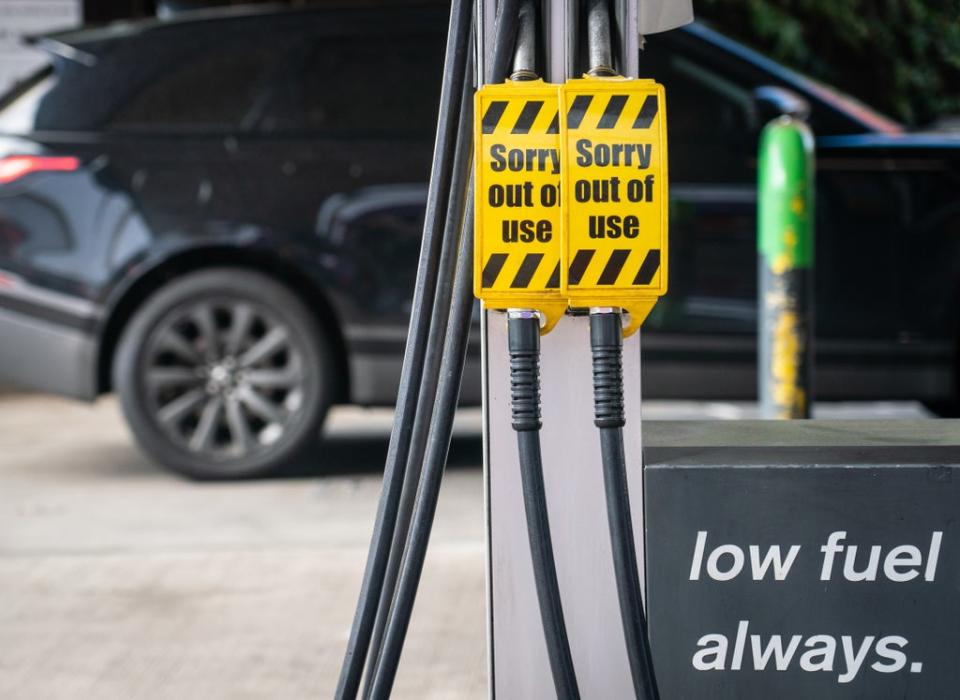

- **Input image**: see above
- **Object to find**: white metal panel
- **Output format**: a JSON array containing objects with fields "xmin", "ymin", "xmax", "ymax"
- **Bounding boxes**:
[{"xmin": 486, "ymin": 313, "xmax": 646, "ymax": 698}]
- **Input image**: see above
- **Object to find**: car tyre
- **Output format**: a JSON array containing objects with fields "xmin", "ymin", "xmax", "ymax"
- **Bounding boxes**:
[{"xmin": 113, "ymin": 267, "xmax": 332, "ymax": 479}]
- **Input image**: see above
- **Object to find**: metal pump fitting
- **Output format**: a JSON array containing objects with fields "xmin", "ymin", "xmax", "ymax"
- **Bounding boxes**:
[
  {"xmin": 586, "ymin": 0, "xmax": 617, "ymax": 76},
  {"xmin": 510, "ymin": 0, "xmax": 539, "ymax": 81}
]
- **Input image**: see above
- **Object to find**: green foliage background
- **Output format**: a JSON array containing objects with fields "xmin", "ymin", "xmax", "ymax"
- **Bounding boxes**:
[{"xmin": 697, "ymin": 0, "xmax": 960, "ymax": 127}]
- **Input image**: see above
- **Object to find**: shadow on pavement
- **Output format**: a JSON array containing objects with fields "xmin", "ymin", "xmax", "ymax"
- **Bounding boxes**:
[{"xmin": 274, "ymin": 433, "xmax": 484, "ymax": 479}]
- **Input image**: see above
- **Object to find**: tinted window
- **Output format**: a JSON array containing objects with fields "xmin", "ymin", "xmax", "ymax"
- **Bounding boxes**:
[
  {"xmin": 641, "ymin": 40, "xmax": 754, "ymax": 182},
  {"xmin": 110, "ymin": 40, "xmax": 281, "ymax": 131},
  {"xmin": 258, "ymin": 34, "xmax": 444, "ymax": 135}
]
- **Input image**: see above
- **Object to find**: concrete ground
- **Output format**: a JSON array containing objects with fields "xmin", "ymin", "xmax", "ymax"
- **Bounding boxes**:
[
  {"xmin": 0, "ymin": 395, "xmax": 488, "ymax": 700},
  {"xmin": 0, "ymin": 394, "xmax": 932, "ymax": 699}
]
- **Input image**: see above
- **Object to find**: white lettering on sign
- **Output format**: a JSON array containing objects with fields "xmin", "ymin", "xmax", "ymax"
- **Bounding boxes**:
[
  {"xmin": 689, "ymin": 531, "xmax": 801, "ymax": 582},
  {"xmin": 691, "ymin": 621, "xmax": 921, "ymax": 684},
  {"xmin": 819, "ymin": 530, "xmax": 942, "ymax": 582},
  {"xmin": 688, "ymin": 529, "xmax": 942, "ymax": 583},
  {"xmin": 686, "ymin": 529, "xmax": 941, "ymax": 684}
]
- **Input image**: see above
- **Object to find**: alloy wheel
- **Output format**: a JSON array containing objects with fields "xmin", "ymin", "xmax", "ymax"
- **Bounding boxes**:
[{"xmin": 141, "ymin": 298, "xmax": 307, "ymax": 461}]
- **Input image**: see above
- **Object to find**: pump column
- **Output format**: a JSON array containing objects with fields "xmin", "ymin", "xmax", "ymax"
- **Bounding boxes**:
[{"xmin": 482, "ymin": 0, "xmax": 647, "ymax": 696}]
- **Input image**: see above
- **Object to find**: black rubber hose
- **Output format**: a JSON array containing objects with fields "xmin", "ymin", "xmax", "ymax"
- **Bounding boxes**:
[
  {"xmin": 361, "ymin": 61, "xmax": 475, "ymax": 698},
  {"xmin": 361, "ymin": 0, "xmax": 520, "ymax": 685},
  {"xmin": 334, "ymin": 0, "xmax": 473, "ymax": 695},
  {"xmin": 590, "ymin": 311, "xmax": 660, "ymax": 700},
  {"xmin": 366, "ymin": 188, "xmax": 477, "ymax": 700},
  {"xmin": 347, "ymin": 1, "xmax": 518, "ymax": 695},
  {"xmin": 510, "ymin": 313, "xmax": 581, "ymax": 700},
  {"xmin": 359, "ymin": 1, "xmax": 519, "ymax": 694}
]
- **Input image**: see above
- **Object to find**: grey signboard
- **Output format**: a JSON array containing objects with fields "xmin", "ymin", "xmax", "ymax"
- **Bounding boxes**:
[{"xmin": 644, "ymin": 420, "xmax": 960, "ymax": 699}]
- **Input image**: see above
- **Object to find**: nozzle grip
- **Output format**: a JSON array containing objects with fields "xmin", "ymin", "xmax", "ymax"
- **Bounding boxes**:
[
  {"xmin": 590, "ymin": 312, "xmax": 626, "ymax": 429},
  {"xmin": 508, "ymin": 314, "xmax": 542, "ymax": 432}
]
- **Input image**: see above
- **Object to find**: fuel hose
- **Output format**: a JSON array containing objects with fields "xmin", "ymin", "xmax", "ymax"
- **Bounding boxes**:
[
  {"xmin": 509, "ymin": 310, "xmax": 581, "ymax": 700},
  {"xmin": 590, "ymin": 309, "xmax": 659, "ymax": 700},
  {"xmin": 499, "ymin": 1, "xmax": 580, "ymax": 693},
  {"xmin": 361, "ymin": 59, "xmax": 476, "ymax": 699},
  {"xmin": 334, "ymin": 0, "xmax": 474, "ymax": 695},
  {"xmin": 359, "ymin": 0, "xmax": 523, "ymax": 695},
  {"xmin": 365, "ymin": 185, "xmax": 476, "ymax": 700}
]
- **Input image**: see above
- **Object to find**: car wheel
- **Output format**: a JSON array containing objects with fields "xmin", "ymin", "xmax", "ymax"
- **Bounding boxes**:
[{"xmin": 113, "ymin": 268, "xmax": 332, "ymax": 479}]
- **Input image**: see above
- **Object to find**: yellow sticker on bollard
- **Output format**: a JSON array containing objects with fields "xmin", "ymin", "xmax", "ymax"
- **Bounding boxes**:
[
  {"xmin": 560, "ymin": 78, "xmax": 668, "ymax": 337},
  {"xmin": 474, "ymin": 80, "xmax": 567, "ymax": 333}
]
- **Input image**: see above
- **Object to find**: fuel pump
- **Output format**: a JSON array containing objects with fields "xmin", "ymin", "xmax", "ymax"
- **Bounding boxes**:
[
  {"xmin": 338, "ymin": 1, "xmax": 688, "ymax": 697},
  {"xmin": 476, "ymin": 0, "xmax": 668, "ymax": 695},
  {"xmin": 559, "ymin": 3, "xmax": 668, "ymax": 696},
  {"xmin": 475, "ymin": 1, "xmax": 579, "ymax": 695}
]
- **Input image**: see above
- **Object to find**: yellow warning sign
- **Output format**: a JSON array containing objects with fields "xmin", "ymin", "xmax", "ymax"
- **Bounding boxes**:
[
  {"xmin": 559, "ymin": 78, "xmax": 668, "ymax": 336},
  {"xmin": 474, "ymin": 80, "xmax": 567, "ymax": 333}
]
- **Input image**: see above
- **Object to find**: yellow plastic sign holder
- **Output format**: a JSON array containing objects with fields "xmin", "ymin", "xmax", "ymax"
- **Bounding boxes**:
[
  {"xmin": 559, "ymin": 77, "xmax": 668, "ymax": 337},
  {"xmin": 474, "ymin": 80, "xmax": 567, "ymax": 334}
]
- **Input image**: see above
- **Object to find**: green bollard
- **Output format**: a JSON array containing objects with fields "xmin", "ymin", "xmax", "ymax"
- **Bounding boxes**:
[{"xmin": 758, "ymin": 116, "xmax": 815, "ymax": 419}]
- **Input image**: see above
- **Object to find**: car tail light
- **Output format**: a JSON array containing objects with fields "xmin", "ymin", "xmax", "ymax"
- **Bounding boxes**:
[{"xmin": 0, "ymin": 155, "xmax": 80, "ymax": 184}]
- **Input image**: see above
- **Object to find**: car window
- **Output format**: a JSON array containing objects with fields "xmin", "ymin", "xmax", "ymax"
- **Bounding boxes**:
[
  {"xmin": 109, "ymin": 39, "xmax": 281, "ymax": 132},
  {"xmin": 640, "ymin": 43, "xmax": 754, "ymax": 183},
  {"xmin": 257, "ymin": 33, "xmax": 444, "ymax": 136}
]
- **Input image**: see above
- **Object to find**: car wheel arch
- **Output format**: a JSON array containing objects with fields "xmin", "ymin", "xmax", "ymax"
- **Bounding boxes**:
[{"xmin": 96, "ymin": 246, "xmax": 350, "ymax": 403}]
